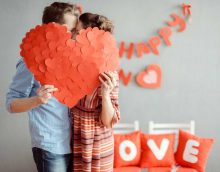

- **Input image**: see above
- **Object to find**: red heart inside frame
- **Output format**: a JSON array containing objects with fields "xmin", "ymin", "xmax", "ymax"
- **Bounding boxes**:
[
  {"xmin": 136, "ymin": 64, "xmax": 162, "ymax": 88},
  {"xmin": 20, "ymin": 23, "xmax": 120, "ymax": 107}
]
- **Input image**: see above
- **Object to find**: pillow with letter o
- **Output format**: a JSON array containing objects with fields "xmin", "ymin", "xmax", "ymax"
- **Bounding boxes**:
[
  {"xmin": 140, "ymin": 133, "xmax": 176, "ymax": 168},
  {"xmin": 175, "ymin": 130, "xmax": 214, "ymax": 172},
  {"xmin": 114, "ymin": 131, "xmax": 141, "ymax": 167}
]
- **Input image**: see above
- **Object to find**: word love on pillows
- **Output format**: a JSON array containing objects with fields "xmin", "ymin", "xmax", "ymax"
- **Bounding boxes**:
[{"xmin": 20, "ymin": 23, "xmax": 120, "ymax": 107}]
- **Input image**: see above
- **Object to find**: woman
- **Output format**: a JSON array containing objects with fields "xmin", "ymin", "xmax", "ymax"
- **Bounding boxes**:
[{"xmin": 71, "ymin": 13, "xmax": 120, "ymax": 172}]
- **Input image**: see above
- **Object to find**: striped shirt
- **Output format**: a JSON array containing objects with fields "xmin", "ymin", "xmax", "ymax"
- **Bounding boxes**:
[{"xmin": 71, "ymin": 71, "xmax": 120, "ymax": 172}]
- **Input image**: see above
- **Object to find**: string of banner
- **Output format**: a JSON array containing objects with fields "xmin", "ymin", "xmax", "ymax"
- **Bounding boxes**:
[{"xmin": 118, "ymin": 3, "xmax": 192, "ymax": 88}]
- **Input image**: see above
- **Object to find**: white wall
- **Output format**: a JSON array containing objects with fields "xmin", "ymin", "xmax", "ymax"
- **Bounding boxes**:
[{"xmin": 0, "ymin": 0, "xmax": 219, "ymax": 171}]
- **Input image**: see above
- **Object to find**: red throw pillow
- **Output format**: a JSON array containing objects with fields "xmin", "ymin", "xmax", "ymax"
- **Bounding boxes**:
[
  {"xmin": 176, "ymin": 166, "xmax": 198, "ymax": 172},
  {"xmin": 113, "ymin": 167, "xmax": 141, "ymax": 172},
  {"xmin": 140, "ymin": 133, "xmax": 176, "ymax": 168},
  {"xmin": 175, "ymin": 130, "xmax": 214, "ymax": 172},
  {"xmin": 148, "ymin": 167, "xmax": 198, "ymax": 172},
  {"xmin": 114, "ymin": 131, "xmax": 141, "ymax": 167},
  {"xmin": 148, "ymin": 167, "xmax": 172, "ymax": 172}
]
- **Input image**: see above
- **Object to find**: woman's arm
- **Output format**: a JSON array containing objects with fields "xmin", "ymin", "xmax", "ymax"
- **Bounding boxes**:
[
  {"xmin": 99, "ymin": 71, "xmax": 120, "ymax": 128},
  {"xmin": 101, "ymin": 93, "xmax": 115, "ymax": 128}
]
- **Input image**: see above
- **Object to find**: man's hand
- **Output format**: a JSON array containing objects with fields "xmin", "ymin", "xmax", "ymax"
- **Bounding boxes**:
[
  {"xmin": 9, "ymin": 85, "xmax": 58, "ymax": 113},
  {"xmin": 36, "ymin": 85, "xmax": 58, "ymax": 104}
]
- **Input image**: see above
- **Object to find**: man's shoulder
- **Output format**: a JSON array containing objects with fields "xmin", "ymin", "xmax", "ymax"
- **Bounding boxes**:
[
  {"xmin": 16, "ymin": 58, "xmax": 34, "ymax": 78},
  {"xmin": 16, "ymin": 58, "xmax": 25, "ymax": 68}
]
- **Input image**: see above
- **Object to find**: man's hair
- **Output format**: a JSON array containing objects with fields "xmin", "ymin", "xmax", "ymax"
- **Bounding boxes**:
[{"xmin": 42, "ymin": 2, "xmax": 80, "ymax": 24}]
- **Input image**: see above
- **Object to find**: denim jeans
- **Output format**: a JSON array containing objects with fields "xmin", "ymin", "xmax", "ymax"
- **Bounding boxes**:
[{"xmin": 32, "ymin": 147, "xmax": 72, "ymax": 172}]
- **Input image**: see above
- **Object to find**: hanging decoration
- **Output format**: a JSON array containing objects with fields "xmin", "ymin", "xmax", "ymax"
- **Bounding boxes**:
[{"xmin": 119, "ymin": 3, "xmax": 192, "ymax": 88}]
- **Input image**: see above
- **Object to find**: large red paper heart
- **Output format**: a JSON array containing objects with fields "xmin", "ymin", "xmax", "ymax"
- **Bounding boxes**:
[
  {"xmin": 136, "ymin": 64, "xmax": 161, "ymax": 88},
  {"xmin": 20, "ymin": 23, "xmax": 120, "ymax": 107}
]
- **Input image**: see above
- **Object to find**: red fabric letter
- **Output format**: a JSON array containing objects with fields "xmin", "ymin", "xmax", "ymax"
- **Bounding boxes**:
[
  {"xmin": 148, "ymin": 36, "xmax": 161, "ymax": 55},
  {"xmin": 159, "ymin": 27, "xmax": 172, "ymax": 46},
  {"xmin": 136, "ymin": 42, "xmax": 150, "ymax": 58},
  {"xmin": 119, "ymin": 69, "xmax": 132, "ymax": 86},
  {"xmin": 119, "ymin": 41, "xmax": 134, "ymax": 60},
  {"xmin": 167, "ymin": 13, "xmax": 186, "ymax": 32}
]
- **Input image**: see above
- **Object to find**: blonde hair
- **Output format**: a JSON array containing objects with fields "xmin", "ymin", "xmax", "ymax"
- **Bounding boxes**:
[{"xmin": 79, "ymin": 13, "xmax": 114, "ymax": 33}]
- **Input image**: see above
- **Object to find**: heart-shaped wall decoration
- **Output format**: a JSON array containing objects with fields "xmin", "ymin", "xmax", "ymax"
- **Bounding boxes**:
[
  {"xmin": 20, "ymin": 23, "xmax": 120, "ymax": 107},
  {"xmin": 136, "ymin": 64, "xmax": 161, "ymax": 88}
]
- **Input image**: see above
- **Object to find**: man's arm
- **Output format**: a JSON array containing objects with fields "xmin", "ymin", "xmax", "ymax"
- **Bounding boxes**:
[
  {"xmin": 9, "ymin": 97, "xmax": 42, "ymax": 113},
  {"xmin": 10, "ymin": 85, "xmax": 58, "ymax": 113},
  {"xmin": 6, "ymin": 59, "xmax": 57, "ymax": 113}
]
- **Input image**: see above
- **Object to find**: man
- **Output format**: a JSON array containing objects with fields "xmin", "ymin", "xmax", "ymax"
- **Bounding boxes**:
[{"xmin": 5, "ymin": 2, "xmax": 80, "ymax": 172}]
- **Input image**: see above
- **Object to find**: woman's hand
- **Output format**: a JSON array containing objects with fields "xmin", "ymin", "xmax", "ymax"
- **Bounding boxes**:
[
  {"xmin": 99, "ymin": 71, "xmax": 117, "ymax": 96},
  {"xmin": 98, "ymin": 71, "xmax": 120, "ymax": 128}
]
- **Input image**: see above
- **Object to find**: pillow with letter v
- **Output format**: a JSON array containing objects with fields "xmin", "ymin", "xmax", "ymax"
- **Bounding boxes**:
[
  {"xmin": 140, "ymin": 133, "xmax": 175, "ymax": 168},
  {"xmin": 114, "ymin": 131, "xmax": 141, "ymax": 167}
]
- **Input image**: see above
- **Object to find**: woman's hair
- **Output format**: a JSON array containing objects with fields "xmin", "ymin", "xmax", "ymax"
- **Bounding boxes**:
[
  {"xmin": 79, "ymin": 13, "xmax": 114, "ymax": 33},
  {"xmin": 42, "ymin": 2, "xmax": 80, "ymax": 24}
]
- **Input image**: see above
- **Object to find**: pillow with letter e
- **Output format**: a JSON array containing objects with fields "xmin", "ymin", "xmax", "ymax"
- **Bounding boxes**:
[
  {"xmin": 114, "ymin": 131, "xmax": 141, "ymax": 167},
  {"xmin": 175, "ymin": 130, "xmax": 214, "ymax": 172},
  {"xmin": 140, "ymin": 133, "xmax": 176, "ymax": 168}
]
